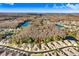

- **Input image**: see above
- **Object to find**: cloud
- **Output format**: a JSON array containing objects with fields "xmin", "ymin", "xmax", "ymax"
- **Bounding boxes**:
[
  {"xmin": 52, "ymin": 4, "xmax": 67, "ymax": 9},
  {"xmin": 51, "ymin": 3, "xmax": 79, "ymax": 10},
  {"xmin": 53, "ymin": 4, "xmax": 59, "ymax": 8},
  {"xmin": 66, "ymin": 3, "xmax": 79, "ymax": 10},
  {"xmin": 0, "ymin": 9, "xmax": 79, "ymax": 13},
  {"xmin": 0, "ymin": 7, "xmax": 79, "ymax": 13},
  {"xmin": 4, "ymin": 3, "xmax": 14, "ymax": 5}
]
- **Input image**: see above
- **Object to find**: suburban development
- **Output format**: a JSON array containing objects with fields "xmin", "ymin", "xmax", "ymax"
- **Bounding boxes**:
[{"xmin": 0, "ymin": 13, "xmax": 79, "ymax": 56}]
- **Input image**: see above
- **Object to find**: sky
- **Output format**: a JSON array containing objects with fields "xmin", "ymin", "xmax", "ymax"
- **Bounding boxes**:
[{"xmin": 0, "ymin": 3, "xmax": 79, "ymax": 13}]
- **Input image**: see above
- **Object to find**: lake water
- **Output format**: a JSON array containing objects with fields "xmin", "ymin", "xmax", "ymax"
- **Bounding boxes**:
[
  {"xmin": 55, "ymin": 22, "xmax": 64, "ymax": 29},
  {"xmin": 21, "ymin": 21, "xmax": 30, "ymax": 27},
  {"xmin": 16, "ymin": 20, "xmax": 30, "ymax": 28},
  {"xmin": 65, "ymin": 36, "xmax": 76, "ymax": 40}
]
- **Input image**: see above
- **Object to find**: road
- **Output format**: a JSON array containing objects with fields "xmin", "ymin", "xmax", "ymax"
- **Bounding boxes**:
[{"xmin": 0, "ymin": 44, "xmax": 79, "ymax": 54}]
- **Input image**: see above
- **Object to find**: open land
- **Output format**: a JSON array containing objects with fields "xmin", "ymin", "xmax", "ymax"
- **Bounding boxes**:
[{"xmin": 0, "ymin": 13, "xmax": 79, "ymax": 56}]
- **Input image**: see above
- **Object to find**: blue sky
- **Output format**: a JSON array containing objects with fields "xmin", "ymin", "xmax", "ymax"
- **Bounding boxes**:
[{"xmin": 0, "ymin": 3, "xmax": 79, "ymax": 13}]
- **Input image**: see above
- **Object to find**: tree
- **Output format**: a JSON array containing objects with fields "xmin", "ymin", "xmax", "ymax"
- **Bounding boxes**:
[
  {"xmin": 35, "ymin": 37, "xmax": 42, "ymax": 49},
  {"xmin": 56, "ymin": 35, "xmax": 64, "ymax": 41},
  {"xmin": 22, "ymin": 37, "xmax": 35, "ymax": 44},
  {"xmin": 44, "ymin": 36, "xmax": 53, "ymax": 43},
  {"xmin": 66, "ymin": 30, "xmax": 77, "ymax": 38},
  {"xmin": 11, "ymin": 36, "xmax": 17, "ymax": 45}
]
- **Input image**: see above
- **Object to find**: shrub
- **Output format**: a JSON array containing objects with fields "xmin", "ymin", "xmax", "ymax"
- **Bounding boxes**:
[{"xmin": 22, "ymin": 37, "xmax": 35, "ymax": 44}]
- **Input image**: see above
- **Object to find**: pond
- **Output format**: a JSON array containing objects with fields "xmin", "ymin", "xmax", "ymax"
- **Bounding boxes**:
[
  {"xmin": 55, "ymin": 22, "xmax": 64, "ymax": 29},
  {"xmin": 65, "ymin": 36, "xmax": 77, "ymax": 40},
  {"xmin": 21, "ymin": 20, "xmax": 30, "ymax": 27},
  {"xmin": 2, "ymin": 33, "xmax": 13, "ymax": 39},
  {"xmin": 16, "ymin": 20, "xmax": 30, "ymax": 28}
]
